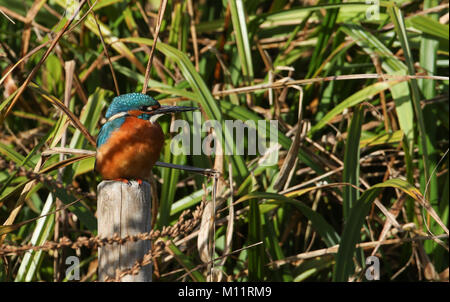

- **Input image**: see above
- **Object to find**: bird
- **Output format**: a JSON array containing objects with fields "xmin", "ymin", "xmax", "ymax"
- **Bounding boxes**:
[{"xmin": 95, "ymin": 92, "xmax": 197, "ymax": 184}]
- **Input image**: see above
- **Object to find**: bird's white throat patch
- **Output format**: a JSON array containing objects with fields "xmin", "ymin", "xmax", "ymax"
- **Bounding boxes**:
[
  {"xmin": 107, "ymin": 112, "xmax": 127, "ymax": 123},
  {"xmin": 106, "ymin": 112, "xmax": 162, "ymax": 124},
  {"xmin": 150, "ymin": 114, "xmax": 163, "ymax": 124}
]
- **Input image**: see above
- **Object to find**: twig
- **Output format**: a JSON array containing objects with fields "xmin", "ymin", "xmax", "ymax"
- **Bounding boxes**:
[
  {"xmin": 0, "ymin": 7, "xmax": 15, "ymax": 24},
  {"xmin": 142, "ymin": 0, "xmax": 168, "ymax": 94},
  {"xmin": 187, "ymin": 0, "xmax": 199, "ymax": 71},
  {"xmin": 176, "ymin": 241, "xmax": 264, "ymax": 281},
  {"xmin": 269, "ymin": 234, "xmax": 449, "ymax": 268},
  {"xmin": 0, "ymin": 1, "xmax": 98, "ymax": 88},
  {"xmin": 273, "ymin": 84, "xmax": 304, "ymax": 190},
  {"xmin": 212, "ymin": 74, "xmax": 449, "ymax": 97},
  {"xmin": 87, "ymin": 0, "xmax": 120, "ymax": 96},
  {"xmin": 0, "ymin": 0, "xmax": 88, "ymax": 122}
]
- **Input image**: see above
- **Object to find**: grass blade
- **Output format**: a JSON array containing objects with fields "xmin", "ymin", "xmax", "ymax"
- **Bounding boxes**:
[
  {"xmin": 333, "ymin": 178, "xmax": 443, "ymax": 281},
  {"xmin": 248, "ymin": 199, "xmax": 264, "ymax": 280},
  {"xmin": 418, "ymin": 0, "xmax": 440, "ymax": 254},
  {"xmin": 15, "ymin": 194, "xmax": 55, "ymax": 281},
  {"xmin": 388, "ymin": 4, "xmax": 431, "ymax": 186},
  {"xmin": 342, "ymin": 105, "xmax": 364, "ymax": 219},
  {"xmin": 235, "ymin": 192, "xmax": 340, "ymax": 247},
  {"xmin": 229, "ymin": 0, "xmax": 254, "ymax": 84},
  {"xmin": 341, "ymin": 24, "xmax": 415, "ymax": 151},
  {"xmin": 166, "ymin": 240, "xmax": 206, "ymax": 282},
  {"xmin": 309, "ymin": 80, "xmax": 402, "ymax": 135}
]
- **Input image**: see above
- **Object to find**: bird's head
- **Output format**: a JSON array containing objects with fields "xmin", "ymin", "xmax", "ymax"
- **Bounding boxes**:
[{"xmin": 105, "ymin": 93, "xmax": 197, "ymax": 122}]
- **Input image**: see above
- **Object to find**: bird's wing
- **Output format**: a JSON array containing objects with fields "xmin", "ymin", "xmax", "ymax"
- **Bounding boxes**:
[
  {"xmin": 95, "ymin": 116, "xmax": 126, "ymax": 172},
  {"xmin": 96, "ymin": 116, "xmax": 126, "ymax": 148}
]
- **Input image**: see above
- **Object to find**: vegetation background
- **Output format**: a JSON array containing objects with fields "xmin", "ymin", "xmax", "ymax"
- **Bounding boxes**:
[{"xmin": 0, "ymin": 0, "xmax": 448, "ymax": 282}]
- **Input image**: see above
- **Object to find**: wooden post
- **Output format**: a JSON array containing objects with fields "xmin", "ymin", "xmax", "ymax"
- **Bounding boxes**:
[{"xmin": 97, "ymin": 180, "xmax": 152, "ymax": 282}]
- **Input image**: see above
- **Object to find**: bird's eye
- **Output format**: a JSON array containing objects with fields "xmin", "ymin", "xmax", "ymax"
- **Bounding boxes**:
[{"xmin": 138, "ymin": 104, "xmax": 160, "ymax": 111}]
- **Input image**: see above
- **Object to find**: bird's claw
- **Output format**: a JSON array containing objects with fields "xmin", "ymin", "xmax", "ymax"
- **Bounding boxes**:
[
  {"xmin": 113, "ymin": 178, "xmax": 143, "ymax": 186},
  {"xmin": 114, "ymin": 178, "xmax": 131, "ymax": 186}
]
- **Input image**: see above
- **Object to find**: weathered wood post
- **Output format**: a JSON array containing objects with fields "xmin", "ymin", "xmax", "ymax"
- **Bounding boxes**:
[{"xmin": 97, "ymin": 180, "xmax": 152, "ymax": 282}]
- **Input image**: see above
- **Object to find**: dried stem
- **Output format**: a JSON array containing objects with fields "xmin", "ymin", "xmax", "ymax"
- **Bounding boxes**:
[{"xmin": 142, "ymin": 0, "xmax": 168, "ymax": 94}]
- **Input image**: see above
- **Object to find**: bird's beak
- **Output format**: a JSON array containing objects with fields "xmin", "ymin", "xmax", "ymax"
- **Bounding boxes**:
[
  {"xmin": 144, "ymin": 105, "xmax": 198, "ymax": 123},
  {"xmin": 145, "ymin": 105, "xmax": 198, "ymax": 115}
]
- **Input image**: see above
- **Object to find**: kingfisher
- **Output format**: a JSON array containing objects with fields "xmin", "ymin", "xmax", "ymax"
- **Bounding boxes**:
[{"xmin": 95, "ymin": 93, "xmax": 197, "ymax": 184}]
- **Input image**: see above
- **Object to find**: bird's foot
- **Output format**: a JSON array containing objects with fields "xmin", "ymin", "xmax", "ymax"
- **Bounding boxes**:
[
  {"xmin": 113, "ymin": 178, "xmax": 132, "ymax": 185},
  {"xmin": 112, "ymin": 178, "xmax": 144, "ymax": 186}
]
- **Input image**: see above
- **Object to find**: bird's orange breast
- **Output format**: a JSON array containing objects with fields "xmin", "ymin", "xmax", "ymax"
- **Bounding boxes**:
[{"xmin": 95, "ymin": 116, "xmax": 164, "ymax": 180}]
